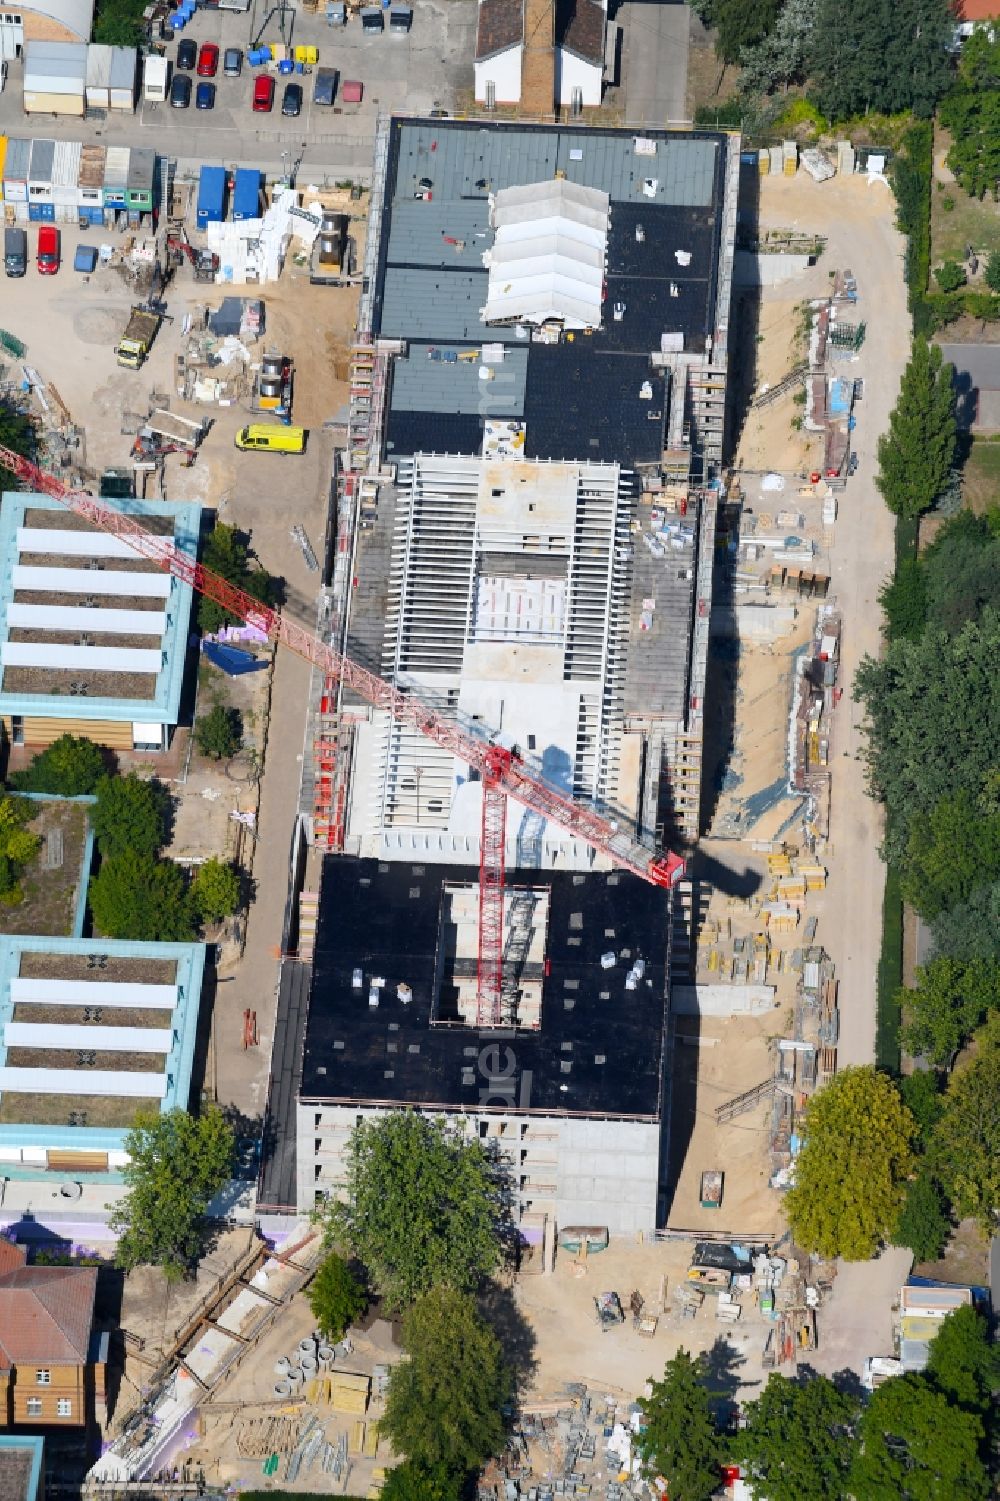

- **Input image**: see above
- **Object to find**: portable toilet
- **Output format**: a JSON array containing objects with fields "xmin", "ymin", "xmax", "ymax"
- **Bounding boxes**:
[{"xmin": 232, "ymin": 168, "xmax": 261, "ymax": 221}]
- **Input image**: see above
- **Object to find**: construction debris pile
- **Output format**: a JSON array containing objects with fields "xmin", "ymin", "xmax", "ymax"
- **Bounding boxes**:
[
  {"xmin": 683, "ymin": 1241, "xmax": 836, "ymax": 1375},
  {"xmin": 478, "ymin": 1385, "xmax": 655, "ymax": 1501}
]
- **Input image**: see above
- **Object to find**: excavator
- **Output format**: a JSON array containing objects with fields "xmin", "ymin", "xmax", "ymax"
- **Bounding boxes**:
[{"xmin": 164, "ymin": 228, "xmax": 219, "ymax": 284}]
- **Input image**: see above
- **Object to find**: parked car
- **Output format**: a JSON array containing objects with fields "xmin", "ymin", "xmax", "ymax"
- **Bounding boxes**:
[
  {"xmin": 170, "ymin": 72, "xmax": 192, "ymax": 107},
  {"xmin": 313, "ymin": 67, "xmax": 337, "ymax": 105},
  {"xmin": 176, "ymin": 37, "xmax": 197, "ymax": 69},
  {"xmin": 197, "ymin": 42, "xmax": 219, "ymax": 76},
  {"xmin": 281, "ymin": 81, "xmax": 302, "ymax": 116},
  {"xmin": 196, "ymin": 80, "xmax": 216, "ymax": 109},
  {"xmin": 252, "ymin": 74, "xmax": 275, "ymax": 111},
  {"xmin": 223, "ymin": 47, "xmax": 243, "ymax": 76},
  {"xmin": 36, "ymin": 225, "xmax": 60, "ymax": 275}
]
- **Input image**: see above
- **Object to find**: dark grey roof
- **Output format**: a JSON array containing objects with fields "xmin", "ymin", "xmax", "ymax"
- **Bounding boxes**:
[{"xmin": 380, "ymin": 269, "xmax": 521, "ymax": 343}]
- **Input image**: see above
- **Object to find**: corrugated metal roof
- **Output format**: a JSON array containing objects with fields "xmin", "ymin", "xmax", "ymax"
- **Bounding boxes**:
[
  {"xmin": 380, "ymin": 268, "xmax": 522, "ymax": 343},
  {"xmin": 28, "ymin": 138, "xmax": 55, "ymax": 184},
  {"xmin": 23, "ymin": 58, "xmax": 85, "ymax": 91},
  {"xmin": 4, "ymin": 138, "xmax": 31, "ymax": 181},
  {"xmin": 390, "ymin": 341, "xmax": 528, "ymax": 416},
  {"xmin": 86, "ymin": 43, "xmax": 113, "ymax": 86},
  {"xmin": 386, "ymin": 197, "xmax": 492, "ymax": 271},
  {"xmin": 104, "ymin": 146, "xmax": 129, "ymax": 186},
  {"xmin": 109, "ymin": 47, "xmax": 137, "ymax": 88},
  {"xmin": 53, "ymin": 139, "xmax": 81, "ymax": 190}
]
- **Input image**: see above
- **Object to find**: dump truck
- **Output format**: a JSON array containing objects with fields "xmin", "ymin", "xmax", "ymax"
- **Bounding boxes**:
[{"xmin": 116, "ymin": 306, "xmax": 162, "ymax": 369}]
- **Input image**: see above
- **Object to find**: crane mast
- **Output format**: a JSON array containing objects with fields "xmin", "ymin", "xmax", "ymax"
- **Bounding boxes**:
[{"xmin": 0, "ymin": 448, "xmax": 686, "ymax": 1024}]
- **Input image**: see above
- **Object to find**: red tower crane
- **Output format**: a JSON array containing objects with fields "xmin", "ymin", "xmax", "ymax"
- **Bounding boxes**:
[{"xmin": 0, "ymin": 448, "xmax": 686, "ymax": 1025}]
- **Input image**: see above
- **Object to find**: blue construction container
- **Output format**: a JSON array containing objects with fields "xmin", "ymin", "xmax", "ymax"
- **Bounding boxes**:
[
  {"xmin": 196, "ymin": 164, "xmax": 226, "ymax": 226},
  {"xmin": 232, "ymin": 168, "xmax": 261, "ymax": 222},
  {"xmin": 278, "ymin": 57, "xmax": 294, "ymax": 73}
]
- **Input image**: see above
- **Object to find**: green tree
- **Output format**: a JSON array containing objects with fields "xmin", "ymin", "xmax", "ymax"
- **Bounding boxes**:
[
  {"xmin": 902, "ymin": 789, "xmax": 1000, "ymax": 920},
  {"xmin": 899, "ymin": 957, "xmax": 998, "ymax": 1065},
  {"xmin": 875, "ymin": 341, "xmax": 956, "ymax": 519},
  {"xmin": 91, "ymin": 772, "xmax": 169, "ymax": 860},
  {"xmin": 10, "ymin": 734, "xmax": 106, "ymax": 796},
  {"xmin": 198, "ymin": 524, "xmax": 274, "ymax": 633},
  {"xmin": 898, "ymin": 1069, "xmax": 945, "ymax": 1146},
  {"xmin": 382, "ymin": 1287, "xmax": 510, "ymax": 1475},
  {"xmin": 111, "ymin": 1106, "xmax": 235, "ymax": 1281},
  {"xmin": 934, "ymin": 260, "xmax": 966, "ymax": 293},
  {"xmin": 931, "ymin": 1011, "xmax": 1000, "ymax": 1231},
  {"xmin": 893, "ymin": 1166, "xmax": 951, "ymax": 1262},
  {"xmin": 190, "ymin": 858, "xmax": 241, "ymax": 924},
  {"xmin": 736, "ymin": 1371, "xmax": 857, "ymax": 1501},
  {"xmin": 194, "ymin": 703, "xmax": 243, "ymax": 761},
  {"xmin": 0, "ymin": 398, "xmax": 36, "ymax": 492},
  {"xmin": 986, "ymin": 252, "xmax": 1000, "ymax": 293},
  {"xmin": 380, "ymin": 1460, "xmax": 464, "ymax": 1501},
  {"xmin": 93, "ymin": 0, "xmax": 146, "ymax": 45},
  {"xmin": 922, "ymin": 509, "xmax": 1000, "ymax": 635},
  {"xmin": 932, "ymin": 881, "xmax": 1000, "ymax": 964},
  {"xmin": 316, "ymin": 1112, "xmax": 513, "ymax": 1313},
  {"xmin": 927, "ymin": 1305, "xmax": 1000, "ymax": 1412},
  {"xmin": 636, "ymin": 1349, "xmax": 720, "ymax": 1501},
  {"xmin": 712, "ymin": 0, "xmax": 781, "ymax": 64},
  {"xmin": 879, "ymin": 557, "xmax": 927, "ymax": 641},
  {"xmin": 306, "ymin": 1252, "xmax": 368, "ymax": 1343},
  {"xmin": 854, "ymin": 613, "xmax": 1000, "ymax": 868},
  {"xmin": 941, "ymin": 30, "xmax": 1000, "ymax": 198},
  {"xmin": 0, "ymin": 795, "xmax": 40, "ymax": 903},
  {"xmin": 785, "ymin": 1067, "xmax": 916, "ymax": 1260},
  {"xmin": 89, "ymin": 850, "xmax": 195, "ymax": 941},
  {"xmin": 738, "ymin": 0, "xmax": 818, "ymax": 97},
  {"xmin": 850, "ymin": 1373, "xmax": 989, "ymax": 1500},
  {"xmin": 810, "ymin": 0, "xmax": 953, "ymax": 119}
]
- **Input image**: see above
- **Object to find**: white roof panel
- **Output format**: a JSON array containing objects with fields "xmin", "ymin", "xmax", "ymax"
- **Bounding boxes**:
[
  {"xmin": 1, "ymin": 642, "xmax": 162, "ymax": 673},
  {"xmin": 3, "ymin": 1022, "xmax": 172, "ymax": 1053},
  {"xmin": 0, "ymin": 1066, "xmax": 167, "ymax": 1098},
  {"xmin": 6, "ymin": 604, "xmax": 166, "ymax": 636},
  {"xmin": 12, "ymin": 565, "xmax": 171, "ymax": 597},
  {"xmin": 17, "ymin": 527, "xmax": 137, "ymax": 558},
  {"xmin": 11, "ymin": 978, "xmax": 178, "ymax": 1008},
  {"xmin": 484, "ymin": 178, "xmax": 609, "ymax": 330}
]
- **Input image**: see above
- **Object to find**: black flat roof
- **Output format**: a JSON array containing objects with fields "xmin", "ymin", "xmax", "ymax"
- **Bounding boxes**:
[
  {"xmin": 302, "ymin": 857, "xmax": 670, "ymax": 1119},
  {"xmin": 374, "ymin": 118, "xmax": 727, "ymax": 469}
]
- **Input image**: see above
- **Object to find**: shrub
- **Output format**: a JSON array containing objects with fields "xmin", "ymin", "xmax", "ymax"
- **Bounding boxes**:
[
  {"xmin": 194, "ymin": 704, "xmax": 243, "ymax": 761},
  {"xmin": 9, "ymin": 735, "xmax": 105, "ymax": 796}
]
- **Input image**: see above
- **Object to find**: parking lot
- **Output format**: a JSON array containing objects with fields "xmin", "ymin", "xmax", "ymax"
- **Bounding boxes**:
[{"xmin": 0, "ymin": 0, "xmax": 476, "ymax": 177}]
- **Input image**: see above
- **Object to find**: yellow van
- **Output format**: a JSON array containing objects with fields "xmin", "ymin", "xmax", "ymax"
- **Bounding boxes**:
[{"xmin": 235, "ymin": 424, "xmax": 306, "ymax": 454}]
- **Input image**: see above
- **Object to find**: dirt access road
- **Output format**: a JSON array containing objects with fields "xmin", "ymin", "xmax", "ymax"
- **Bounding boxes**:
[{"xmin": 740, "ymin": 171, "xmax": 910, "ymax": 1068}]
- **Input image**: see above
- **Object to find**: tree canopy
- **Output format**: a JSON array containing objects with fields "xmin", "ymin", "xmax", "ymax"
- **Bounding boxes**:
[
  {"xmin": 930, "ymin": 1011, "xmax": 1000, "ymax": 1231},
  {"xmin": 380, "ymin": 1461, "xmax": 464, "ymax": 1501},
  {"xmin": 0, "ymin": 795, "xmax": 40, "ymax": 906},
  {"xmin": 315, "ymin": 1112, "xmax": 513, "ymax": 1313},
  {"xmin": 941, "ymin": 30, "xmax": 1000, "ymax": 199},
  {"xmin": 712, "ymin": 0, "xmax": 781, "ymax": 63},
  {"xmin": 809, "ymin": 0, "xmax": 953, "ymax": 119},
  {"xmin": 893, "ymin": 1165, "xmax": 951, "ymax": 1263},
  {"xmin": 382, "ymin": 1287, "xmax": 510, "ymax": 1477},
  {"xmin": 850, "ymin": 1372, "xmax": 989, "ymax": 1500},
  {"xmin": 10, "ymin": 734, "xmax": 106, "ymax": 796},
  {"xmin": 902, "ymin": 790, "xmax": 1000, "ymax": 922},
  {"xmin": 89, "ymin": 849, "xmax": 196, "ymax": 942},
  {"xmin": 111, "ymin": 1106, "xmax": 235, "ymax": 1280},
  {"xmin": 736, "ymin": 1371, "xmax": 857, "ymax": 1501},
  {"xmin": 194, "ymin": 704, "xmax": 243, "ymax": 761},
  {"xmin": 198, "ymin": 524, "xmax": 275, "ymax": 634},
  {"xmin": 854, "ymin": 612, "xmax": 1000, "ymax": 870},
  {"xmin": 785, "ymin": 1067, "xmax": 916, "ymax": 1259},
  {"xmin": 91, "ymin": 772, "xmax": 169, "ymax": 861},
  {"xmin": 306, "ymin": 1253, "xmax": 368, "ymax": 1343},
  {"xmin": 0, "ymin": 398, "xmax": 36, "ymax": 491},
  {"xmin": 875, "ymin": 342, "xmax": 957, "ymax": 520},
  {"xmin": 737, "ymin": 0, "xmax": 816, "ymax": 97},
  {"xmin": 926, "ymin": 1305, "xmax": 1000, "ymax": 1414},
  {"xmin": 636, "ymin": 1349, "xmax": 721, "ymax": 1501},
  {"xmin": 190, "ymin": 858, "xmax": 241, "ymax": 924},
  {"xmin": 899, "ymin": 957, "xmax": 999, "ymax": 1065}
]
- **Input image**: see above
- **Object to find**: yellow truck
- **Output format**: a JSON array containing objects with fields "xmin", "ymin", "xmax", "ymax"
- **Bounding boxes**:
[{"xmin": 116, "ymin": 306, "xmax": 162, "ymax": 370}]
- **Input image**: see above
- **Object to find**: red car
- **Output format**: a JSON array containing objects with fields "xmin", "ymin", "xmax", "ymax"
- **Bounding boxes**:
[
  {"xmin": 36, "ymin": 224, "xmax": 60, "ymax": 275},
  {"xmin": 252, "ymin": 74, "xmax": 274, "ymax": 111},
  {"xmin": 197, "ymin": 43, "xmax": 219, "ymax": 76}
]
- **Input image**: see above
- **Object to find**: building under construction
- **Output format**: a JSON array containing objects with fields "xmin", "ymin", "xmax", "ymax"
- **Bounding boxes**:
[{"xmin": 264, "ymin": 117, "xmax": 739, "ymax": 1237}]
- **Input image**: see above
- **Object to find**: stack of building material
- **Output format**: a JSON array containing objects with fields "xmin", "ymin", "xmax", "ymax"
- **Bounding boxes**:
[
  {"xmin": 782, "ymin": 141, "xmax": 798, "ymax": 176},
  {"xmin": 801, "ymin": 148, "xmax": 835, "ymax": 182},
  {"xmin": 330, "ymin": 1372, "xmax": 369, "ymax": 1414}
]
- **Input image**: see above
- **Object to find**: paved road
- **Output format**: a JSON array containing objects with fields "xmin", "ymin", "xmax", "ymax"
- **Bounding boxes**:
[{"xmin": 619, "ymin": 0, "xmax": 691, "ymax": 127}]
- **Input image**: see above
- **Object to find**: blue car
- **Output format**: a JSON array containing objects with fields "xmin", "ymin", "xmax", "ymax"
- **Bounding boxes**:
[{"xmin": 196, "ymin": 81, "xmax": 216, "ymax": 110}]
